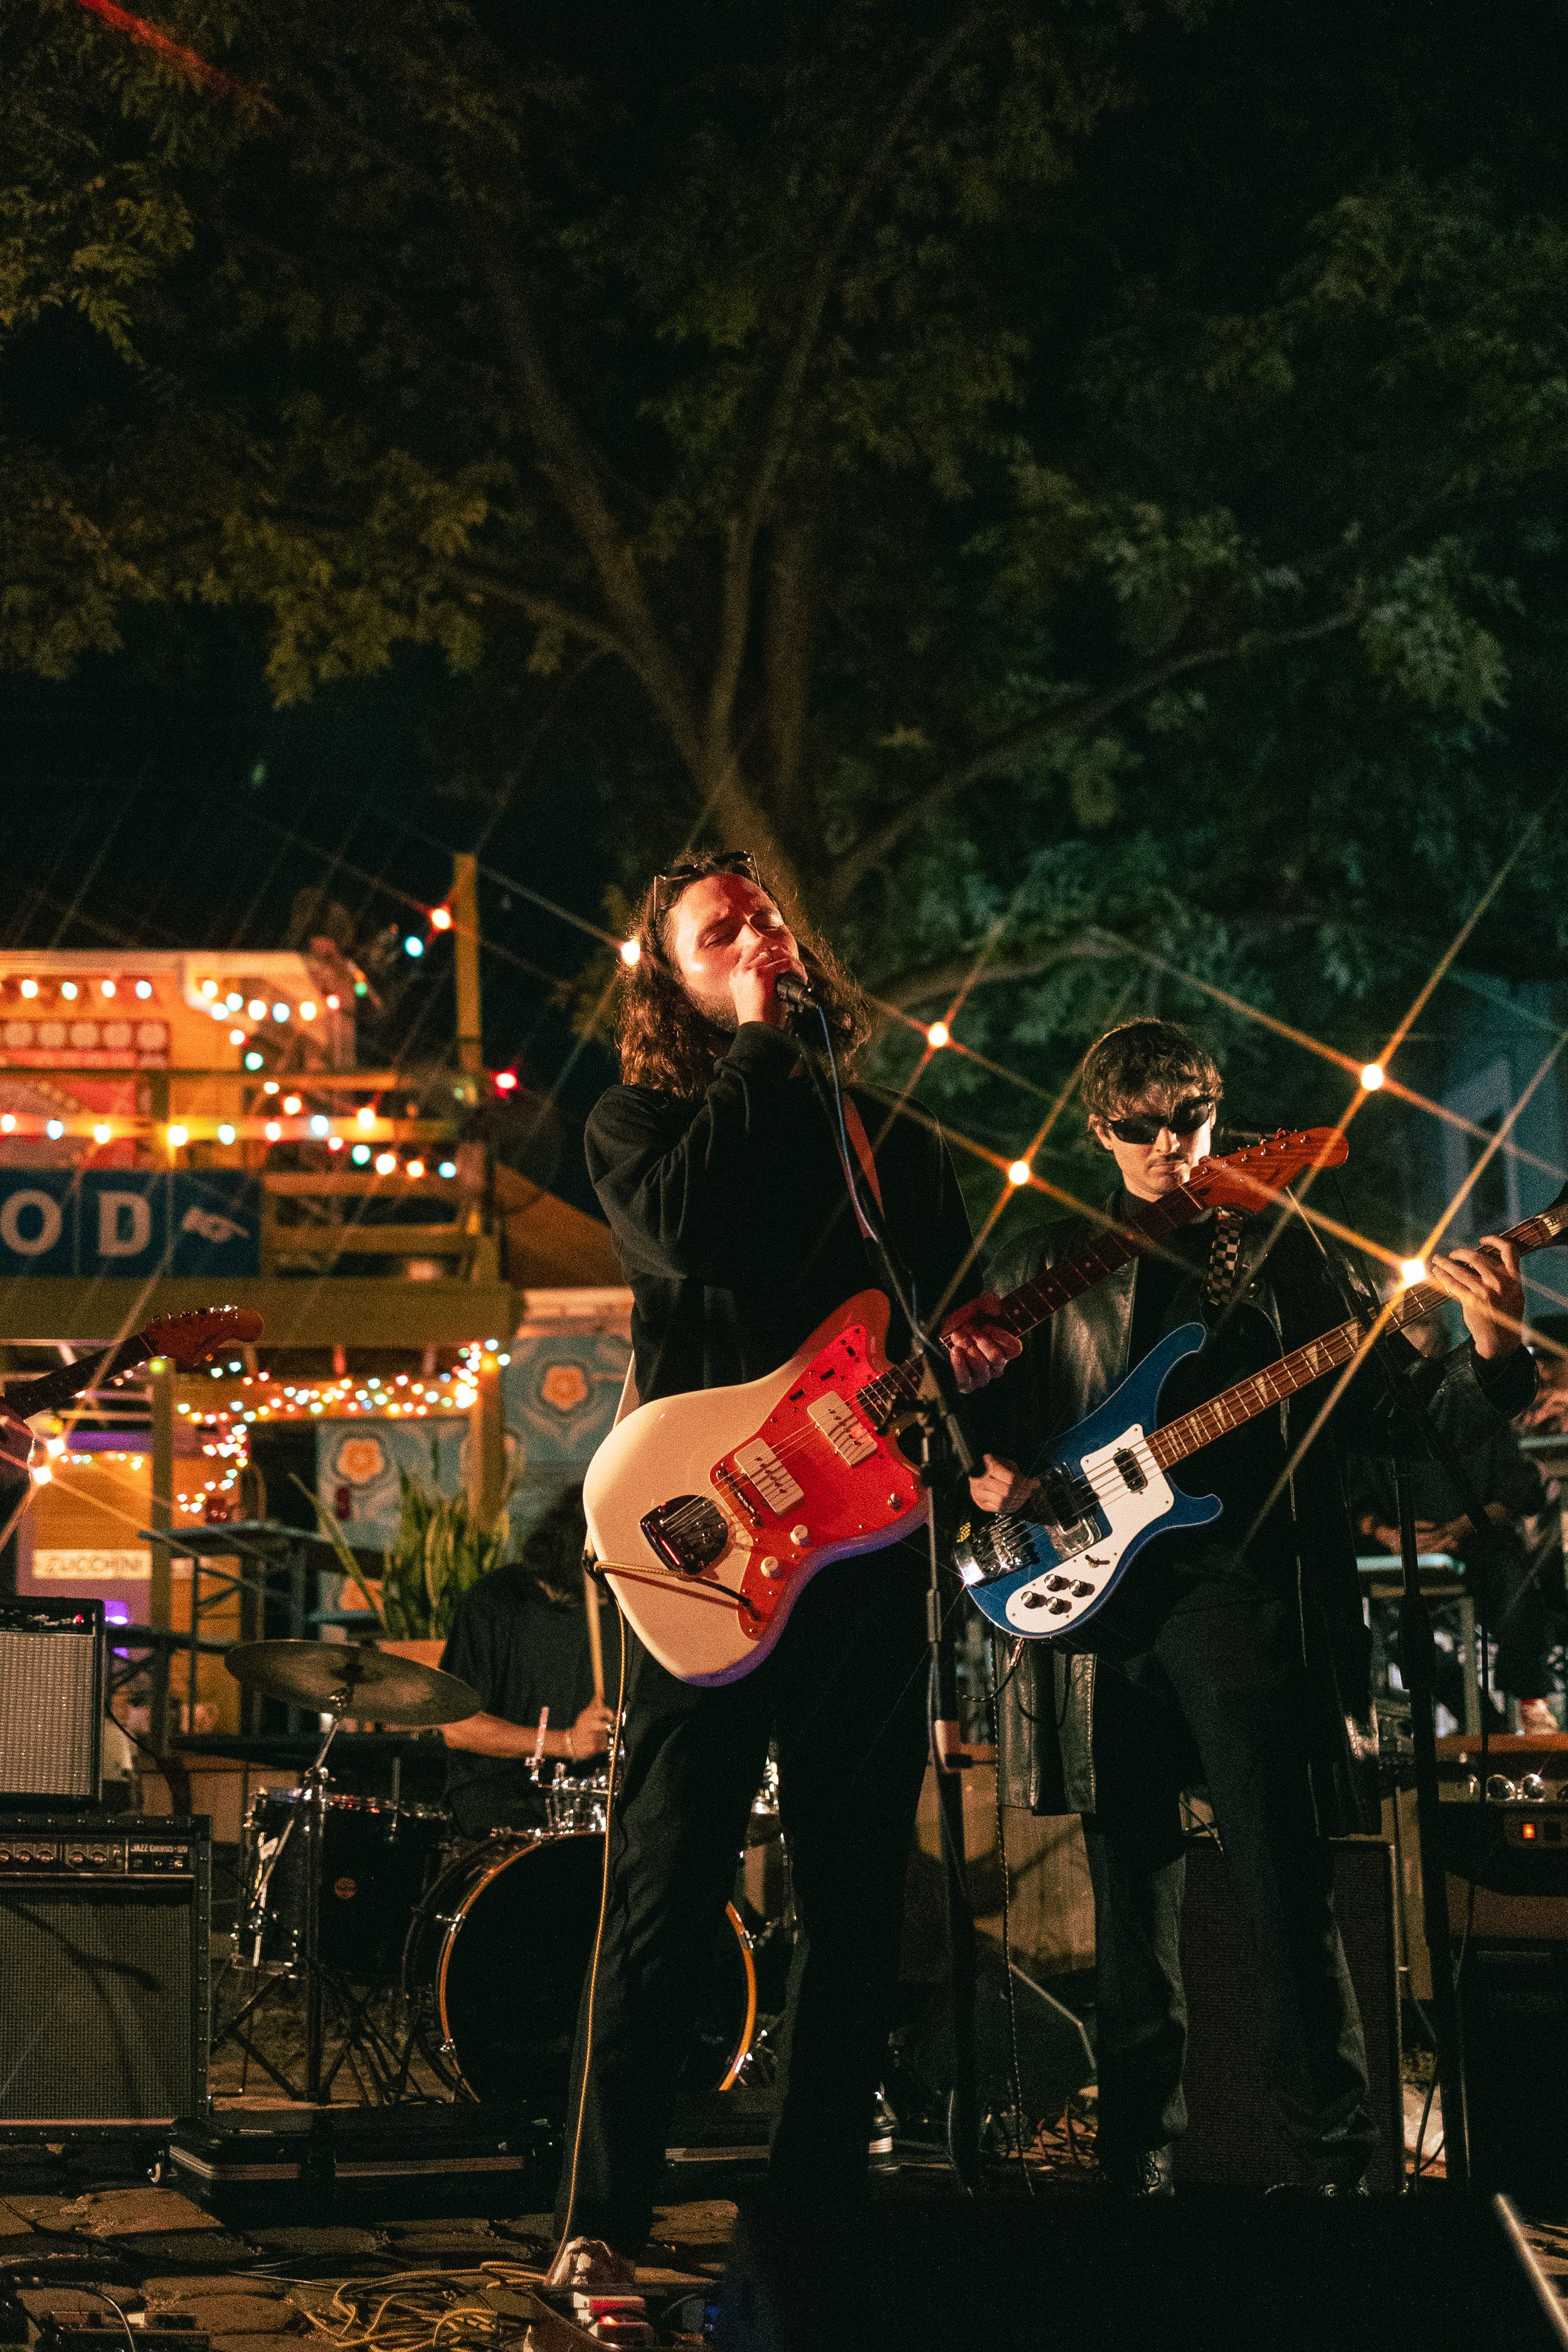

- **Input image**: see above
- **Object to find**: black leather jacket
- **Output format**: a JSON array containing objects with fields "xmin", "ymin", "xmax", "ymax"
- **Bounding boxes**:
[{"xmin": 976, "ymin": 1190, "xmax": 1537, "ymax": 1830}]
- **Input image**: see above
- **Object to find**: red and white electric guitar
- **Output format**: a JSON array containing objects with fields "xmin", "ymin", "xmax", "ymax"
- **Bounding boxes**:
[
  {"xmin": 584, "ymin": 1128, "xmax": 1348, "ymax": 1683},
  {"xmin": 3, "ymin": 1306, "xmax": 267, "ymax": 1423}
]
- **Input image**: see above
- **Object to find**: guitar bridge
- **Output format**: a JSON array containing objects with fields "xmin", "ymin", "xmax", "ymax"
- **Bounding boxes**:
[
  {"xmin": 641, "ymin": 1495, "xmax": 731, "ymax": 1575},
  {"xmin": 1029, "ymin": 1465, "xmax": 1102, "ymax": 1556}
]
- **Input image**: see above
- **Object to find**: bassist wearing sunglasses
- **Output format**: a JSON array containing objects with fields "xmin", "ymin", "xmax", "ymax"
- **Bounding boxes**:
[{"xmin": 968, "ymin": 1018, "xmax": 1533, "ymax": 2196}]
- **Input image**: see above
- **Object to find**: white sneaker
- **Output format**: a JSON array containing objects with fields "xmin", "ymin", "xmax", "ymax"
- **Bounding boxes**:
[{"xmin": 544, "ymin": 2238, "xmax": 638, "ymax": 2294}]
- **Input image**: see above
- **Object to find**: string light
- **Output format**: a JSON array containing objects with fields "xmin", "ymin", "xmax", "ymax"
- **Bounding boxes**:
[
  {"xmin": 1360, "ymin": 1063, "xmax": 1385, "ymax": 1091},
  {"xmin": 327, "ymin": 1134, "xmax": 345, "ymax": 1153},
  {"xmin": 300, "ymin": 1000, "xmax": 317, "ymax": 1020},
  {"xmin": 244, "ymin": 1051, "xmax": 264, "ymax": 1070},
  {"xmin": 357, "ymin": 1106, "xmax": 376, "ymax": 1131},
  {"xmin": 309, "ymin": 1115, "xmax": 329, "ymax": 1137},
  {"xmin": 61, "ymin": 982, "xmax": 78, "ymax": 1000},
  {"xmin": 438, "ymin": 1160, "xmax": 457, "ymax": 1179},
  {"xmin": 326, "ymin": 993, "xmax": 341, "ymax": 1010},
  {"xmin": 404, "ymin": 936, "xmax": 424, "ymax": 958},
  {"xmin": 406, "ymin": 1158, "xmax": 426, "ymax": 1179},
  {"xmin": 272, "ymin": 1002, "xmax": 289, "ymax": 1022},
  {"xmin": 282, "ymin": 1094, "xmax": 302, "ymax": 1115},
  {"xmin": 926, "ymin": 1022, "xmax": 950, "ymax": 1049},
  {"xmin": 0, "ymin": 1116, "xmax": 13, "ymax": 1133},
  {"xmin": 92, "ymin": 1123, "xmax": 112, "ymax": 1145},
  {"xmin": 135, "ymin": 980, "xmax": 152, "ymax": 999},
  {"xmin": 167, "ymin": 1124, "xmax": 188, "ymax": 1147},
  {"xmin": 218, "ymin": 1124, "xmax": 236, "ymax": 1146},
  {"xmin": 18, "ymin": 980, "xmax": 36, "ymax": 999},
  {"xmin": 431, "ymin": 906, "xmax": 453, "ymax": 931},
  {"xmin": 351, "ymin": 1143, "xmax": 371, "ymax": 1165},
  {"xmin": 247, "ymin": 999, "xmax": 265, "ymax": 1019},
  {"xmin": 264, "ymin": 1120, "xmax": 281, "ymax": 1141},
  {"xmin": 1007, "ymin": 1160, "xmax": 1031, "ymax": 1187},
  {"xmin": 100, "ymin": 980, "xmax": 115, "ymax": 999},
  {"xmin": 230, "ymin": 1027, "xmax": 246, "ymax": 1045},
  {"xmin": 495, "ymin": 1071, "xmax": 518, "ymax": 1092},
  {"xmin": 374, "ymin": 1151, "xmax": 397, "ymax": 1175},
  {"xmin": 46, "ymin": 1120, "xmax": 63, "ymax": 1140}
]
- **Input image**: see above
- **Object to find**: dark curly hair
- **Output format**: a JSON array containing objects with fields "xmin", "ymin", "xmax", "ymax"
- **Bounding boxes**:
[
  {"xmin": 1080, "ymin": 1019, "xmax": 1223, "ymax": 1120},
  {"xmin": 614, "ymin": 852, "xmax": 872, "ymax": 1094}
]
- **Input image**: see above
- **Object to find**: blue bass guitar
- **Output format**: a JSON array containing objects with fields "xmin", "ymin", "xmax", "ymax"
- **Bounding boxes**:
[{"xmin": 955, "ymin": 1190, "xmax": 1568, "ymax": 1640}]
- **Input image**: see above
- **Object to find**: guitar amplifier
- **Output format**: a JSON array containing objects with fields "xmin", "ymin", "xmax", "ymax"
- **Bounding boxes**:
[
  {"xmin": 1174, "ymin": 1835, "xmax": 1404, "ymax": 2191},
  {"xmin": 0, "ymin": 1816, "xmax": 209, "ymax": 2125},
  {"xmin": 0, "ymin": 1599, "xmax": 103, "ymax": 1807}
]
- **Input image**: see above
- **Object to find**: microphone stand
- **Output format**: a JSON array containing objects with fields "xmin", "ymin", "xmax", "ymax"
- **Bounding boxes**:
[
  {"xmin": 1301, "ymin": 1204, "xmax": 1542, "ymax": 2193},
  {"xmin": 780, "ymin": 984, "xmax": 983, "ymax": 2190}
]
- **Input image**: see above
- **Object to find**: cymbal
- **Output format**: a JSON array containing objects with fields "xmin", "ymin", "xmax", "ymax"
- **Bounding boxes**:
[{"xmin": 224, "ymin": 1639, "xmax": 480, "ymax": 1726}]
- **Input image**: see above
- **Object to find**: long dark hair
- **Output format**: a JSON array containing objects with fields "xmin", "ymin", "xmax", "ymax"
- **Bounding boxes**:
[{"xmin": 615, "ymin": 853, "xmax": 872, "ymax": 1095}]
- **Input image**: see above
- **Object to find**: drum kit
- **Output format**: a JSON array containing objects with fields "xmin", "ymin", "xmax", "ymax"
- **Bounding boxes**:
[{"xmin": 221, "ymin": 1639, "xmax": 781, "ymax": 2119}]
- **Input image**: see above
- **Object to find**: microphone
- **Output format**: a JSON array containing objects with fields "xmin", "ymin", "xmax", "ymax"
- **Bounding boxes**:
[{"xmin": 773, "ymin": 971, "xmax": 821, "ymax": 1015}]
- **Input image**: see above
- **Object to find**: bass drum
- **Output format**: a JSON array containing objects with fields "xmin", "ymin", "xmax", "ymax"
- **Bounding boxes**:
[{"xmin": 405, "ymin": 1833, "xmax": 757, "ymax": 2112}]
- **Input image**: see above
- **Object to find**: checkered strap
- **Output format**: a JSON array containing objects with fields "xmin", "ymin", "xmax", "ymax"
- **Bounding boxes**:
[{"xmin": 1205, "ymin": 1207, "xmax": 1247, "ymax": 1308}]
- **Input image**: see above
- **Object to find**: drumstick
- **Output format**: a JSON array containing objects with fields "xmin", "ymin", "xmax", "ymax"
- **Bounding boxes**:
[{"xmin": 583, "ymin": 1564, "xmax": 605, "ymax": 1704}]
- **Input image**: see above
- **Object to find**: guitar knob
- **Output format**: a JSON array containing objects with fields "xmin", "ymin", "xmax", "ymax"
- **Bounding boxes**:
[
  {"xmin": 790, "ymin": 1523, "xmax": 810, "ymax": 1546},
  {"xmin": 759, "ymin": 1556, "xmax": 784, "ymax": 1579}
]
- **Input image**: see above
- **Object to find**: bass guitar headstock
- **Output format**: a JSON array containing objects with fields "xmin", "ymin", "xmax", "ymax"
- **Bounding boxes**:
[{"xmin": 1187, "ymin": 1127, "xmax": 1348, "ymax": 1213}]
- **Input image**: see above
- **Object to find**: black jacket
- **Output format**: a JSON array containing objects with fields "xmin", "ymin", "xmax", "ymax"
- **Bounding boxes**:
[
  {"xmin": 978, "ymin": 1191, "xmax": 1537, "ymax": 1831},
  {"xmin": 586, "ymin": 1021, "xmax": 978, "ymax": 1404}
]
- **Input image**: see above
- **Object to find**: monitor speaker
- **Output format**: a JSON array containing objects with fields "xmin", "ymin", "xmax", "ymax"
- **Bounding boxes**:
[
  {"xmin": 0, "ymin": 1815, "xmax": 209, "ymax": 2124},
  {"xmin": 1461, "ymin": 1938, "xmax": 1568, "ymax": 2200},
  {"xmin": 1174, "ymin": 1833, "xmax": 1404, "ymax": 2191},
  {"xmin": 716, "ymin": 2193, "xmax": 1568, "ymax": 2351},
  {"xmin": 0, "ymin": 1599, "xmax": 103, "ymax": 1806}
]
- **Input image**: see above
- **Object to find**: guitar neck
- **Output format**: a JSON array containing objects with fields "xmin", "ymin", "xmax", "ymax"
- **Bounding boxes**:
[
  {"xmin": 994, "ymin": 1186, "xmax": 1207, "ymax": 1338},
  {"xmin": 1148, "ymin": 1197, "xmax": 1568, "ymax": 1473},
  {"xmin": 859, "ymin": 1187, "xmax": 1207, "ymax": 1423},
  {"xmin": 3, "ymin": 1336, "xmax": 154, "ymax": 1422}
]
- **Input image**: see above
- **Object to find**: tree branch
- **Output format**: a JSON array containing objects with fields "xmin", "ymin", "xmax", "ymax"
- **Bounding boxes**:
[
  {"xmin": 480, "ymin": 250, "xmax": 706, "ymax": 775},
  {"xmin": 824, "ymin": 582, "xmax": 1368, "ymax": 909},
  {"xmin": 702, "ymin": 9, "xmax": 993, "ymax": 778},
  {"xmin": 875, "ymin": 938, "xmax": 1122, "ymax": 1012},
  {"xmin": 447, "ymin": 566, "xmax": 637, "ymax": 663}
]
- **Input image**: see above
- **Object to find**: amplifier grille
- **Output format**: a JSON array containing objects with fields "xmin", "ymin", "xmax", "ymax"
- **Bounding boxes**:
[
  {"xmin": 0, "ymin": 1839, "xmax": 208, "ymax": 2122},
  {"xmin": 0, "ymin": 1625, "xmax": 99, "ymax": 1801}
]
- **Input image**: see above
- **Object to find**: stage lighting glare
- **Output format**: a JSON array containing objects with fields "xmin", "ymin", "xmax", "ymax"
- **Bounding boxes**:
[
  {"xmin": 1360, "ymin": 1062, "xmax": 1385, "ymax": 1091},
  {"xmin": 1008, "ymin": 1160, "xmax": 1031, "ymax": 1187},
  {"xmin": 620, "ymin": 938, "xmax": 641, "ymax": 966},
  {"xmin": 926, "ymin": 1022, "xmax": 950, "ymax": 1049},
  {"xmin": 1400, "ymin": 1258, "xmax": 1427, "ymax": 1287}
]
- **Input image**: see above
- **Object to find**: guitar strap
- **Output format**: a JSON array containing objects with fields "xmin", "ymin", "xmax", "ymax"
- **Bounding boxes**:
[
  {"xmin": 1204, "ymin": 1207, "xmax": 1247, "ymax": 1308},
  {"xmin": 841, "ymin": 1098, "xmax": 886, "ymax": 1242}
]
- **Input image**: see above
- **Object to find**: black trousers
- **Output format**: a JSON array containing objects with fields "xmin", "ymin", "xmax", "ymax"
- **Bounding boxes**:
[
  {"xmin": 1083, "ymin": 1582, "xmax": 1377, "ymax": 2187},
  {"xmin": 554, "ymin": 1550, "xmax": 930, "ymax": 2254}
]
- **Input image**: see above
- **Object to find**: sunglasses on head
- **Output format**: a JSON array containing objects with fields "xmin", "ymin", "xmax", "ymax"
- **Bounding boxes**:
[
  {"xmin": 1103, "ymin": 1094, "xmax": 1216, "ymax": 1146},
  {"xmin": 654, "ymin": 850, "xmax": 759, "ymax": 891}
]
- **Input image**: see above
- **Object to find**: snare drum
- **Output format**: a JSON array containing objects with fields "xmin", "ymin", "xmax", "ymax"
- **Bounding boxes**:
[
  {"xmin": 404, "ymin": 1832, "xmax": 756, "ymax": 2111},
  {"xmin": 238, "ymin": 1788, "xmax": 447, "ymax": 1984}
]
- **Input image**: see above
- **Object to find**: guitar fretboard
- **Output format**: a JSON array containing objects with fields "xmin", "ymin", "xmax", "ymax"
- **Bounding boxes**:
[
  {"xmin": 3, "ymin": 1337, "xmax": 152, "ymax": 1422},
  {"xmin": 1147, "ymin": 1198, "xmax": 1568, "ymax": 1471},
  {"xmin": 856, "ymin": 1188, "xmax": 1209, "ymax": 1424}
]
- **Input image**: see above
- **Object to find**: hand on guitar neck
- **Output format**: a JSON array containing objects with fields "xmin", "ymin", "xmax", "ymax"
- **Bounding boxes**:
[
  {"xmin": 1424, "ymin": 1232, "xmax": 1525, "ymax": 1360},
  {"xmin": 941, "ymin": 1292, "xmax": 1022, "ymax": 1392}
]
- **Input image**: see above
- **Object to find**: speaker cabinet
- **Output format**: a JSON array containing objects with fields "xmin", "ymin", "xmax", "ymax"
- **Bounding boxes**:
[
  {"xmin": 717, "ymin": 2194, "xmax": 1568, "ymax": 2352},
  {"xmin": 1461, "ymin": 1939, "xmax": 1568, "ymax": 2200},
  {"xmin": 1175, "ymin": 1834, "xmax": 1404, "ymax": 2191},
  {"xmin": 0, "ymin": 1599, "xmax": 103, "ymax": 1806},
  {"xmin": 0, "ymin": 1816, "xmax": 208, "ymax": 2125}
]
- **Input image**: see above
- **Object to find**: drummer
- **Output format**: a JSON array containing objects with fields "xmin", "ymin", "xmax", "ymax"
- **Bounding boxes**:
[{"xmin": 439, "ymin": 1484, "xmax": 618, "ymax": 1838}]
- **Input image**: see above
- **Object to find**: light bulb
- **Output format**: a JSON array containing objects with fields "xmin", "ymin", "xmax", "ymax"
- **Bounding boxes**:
[
  {"xmin": 620, "ymin": 938, "xmax": 641, "ymax": 966},
  {"xmin": 135, "ymin": 979, "xmax": 152, "ymax": 999},
  {"xmin": 404, "ymin": 936, "xmax": 424, "ymax": 958},
  {"xmin": 926, "ymin": 1022, "xmax": 950, "ymax": 1050},
  {"xmin": 406, "ymin": 1158, "xmax": 426, "ymax": 1179},
  {"xmin": 19, "ymin": 979, "xmax": 36, "ymax": 999},
  {"xmin": 1007, "ymin": 1160, "xmax": 1031, "ymax": 1187},
  {"xmin": 248, "ymin": 1000, "xmax": 265, "ymax": 1020},
  {"xmin": 327, "ymin": 1134, "xmax": 344, "ymax": 1153},
  {"xmin": 92, "ymin": 1123, "xmax": 111, "ymax": 1145},
  {"xmin": 61, "ymin": 981, "xmax": 78, "ymax": 1000},
  {"xmin": 431, "ymin": 906, "xmax": 452, "ymax": 931},
  {"xmin": 282, "ymin": 1094, "xmax": 302, "ymax": 1115},
  {"xmin": 438, "ymin": 1160, "xmax": 457, "ymax": 1179},
  {"xmin": 374, "ymin": 1151, "xmax": 396, "ymax": 1175},
  {"xmin": 300, "ymin": 1001, "xmax": 316, "ymax": 1020},
  {"xmin": 218, "ymin": 1124, "xmax": 236, "ymax": 1147},
  {"xmin": 351, "ymin": 1143, "xmax": 371, "ymax": 1165},
  {"xmin": 243, "ymin": 1050, "xmax": 263, "ymax": 1070},
  {"xmin": 326, "ymin": 993, "xmax": 341, "ymax": 1010},
  {"xmin": 167, "ymin": 1124, "xmax": 188, "ymax": 1148},
  {"xmin": 272, "ymin": 1002, "xmax": 289, "ymax": 1022},
  {"xmin": 309, "ymin": 1115, "xmax": 329, "ymax": 1137},
  {"xmin": 46, "ymin": 1119, "xmax": 64, "ymax": 1140},
  {"xmin": 1400, "ymin": 1258, "xmax": 1427, "ymax": 1287},
  {"xmin": 1360, "ymin": 1063, "xmax": 1385, "ymax": 1091},
  {"xmin": 0, "ymin": 1116, "xmax": 13, "ymax": 1134},
  {"xmin": 495, "ymin": 1071, "xmax": 518, "ymax": 1092},
  {"xmin": 357, "ymin": 1106, "xmax": 375, "ymax": 1130},
  {"xmin": 100, "ymin": 979, "xmax": 115, "ymax": 999}
]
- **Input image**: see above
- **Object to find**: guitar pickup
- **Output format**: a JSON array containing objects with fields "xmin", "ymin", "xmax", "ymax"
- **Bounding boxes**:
[
  {"xmin": 1112, "ymin": 1448, "xmax": 1147, "ymax": 1494},
  {"xmin": 806, "ymin": 1392, "xmax": 877, "ymax": 1466},
  {"xmin": 730, "ymin": 1439, "xmax": 805, "ymax": 1513}
]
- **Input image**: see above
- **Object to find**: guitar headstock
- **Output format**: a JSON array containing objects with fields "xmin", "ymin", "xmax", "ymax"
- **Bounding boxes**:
[
  {"xmin": 140, "ymin": 1305, "xmax": 265, "ymax": 1370},
  {"xmin": 1187, "ymin": 1127, "xmax": 1348, "ymax": 1212}
]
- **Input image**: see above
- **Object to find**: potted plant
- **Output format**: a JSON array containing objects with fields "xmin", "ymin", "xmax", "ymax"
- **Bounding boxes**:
[{"xmin": 295, "ymin": 1453, "xmax": 514, "ymax": 1664}]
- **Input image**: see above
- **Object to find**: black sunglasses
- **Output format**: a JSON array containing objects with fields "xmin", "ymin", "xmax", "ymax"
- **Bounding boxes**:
[{"xmin": 1103, "ymin": 1094, "xmax": 1216, "ymax": 1146}]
